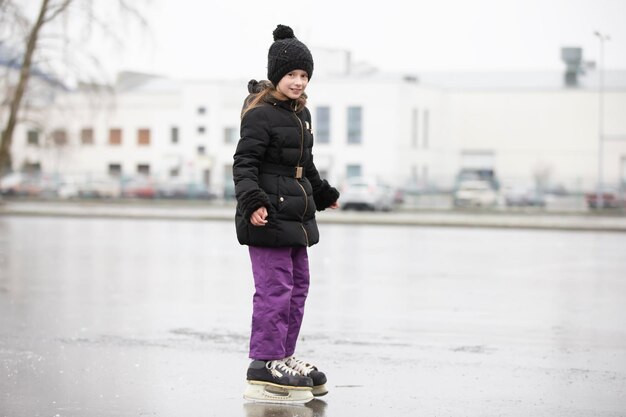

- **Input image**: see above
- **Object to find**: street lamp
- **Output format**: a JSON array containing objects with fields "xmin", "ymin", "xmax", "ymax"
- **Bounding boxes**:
[{"xmin": 594, "ymin": 30, "xmax": 610, "ymax": 208}]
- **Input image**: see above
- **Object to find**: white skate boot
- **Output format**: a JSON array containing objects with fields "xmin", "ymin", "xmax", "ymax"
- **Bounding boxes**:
[
  {"xmin": 244, "ymin": 359, "xmax": 314, "ymax": 404},
  {"xmin": 284, "ymin": 355, "xmax": 328, "ymax": 397}
]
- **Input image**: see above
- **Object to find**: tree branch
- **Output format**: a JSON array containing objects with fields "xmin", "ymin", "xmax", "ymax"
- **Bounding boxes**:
[
  {"xmin": 0, "ymin": 0, "xmax": 51, "ymax": 173},
  {"xmin": 1, "ymin": 0, "xmax": 151, "ymax": 173},
  {"xmin": 42, "ymin": 0, "xmax": 73, "ymax": 24}
]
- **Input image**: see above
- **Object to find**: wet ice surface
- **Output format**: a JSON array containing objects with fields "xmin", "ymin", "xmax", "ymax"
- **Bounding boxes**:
[{"xmin": 0, "ymin": 216, "xmax": 625, "ymax": 417}]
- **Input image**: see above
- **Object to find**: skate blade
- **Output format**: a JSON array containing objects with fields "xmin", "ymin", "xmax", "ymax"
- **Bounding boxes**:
[
  {"xmin": 312, "ymin": 384, "xmax": 328, "ymax": 397},
  {"xmin": 244, "ymin": 381, "xmax": 314, "ymax": 404}
]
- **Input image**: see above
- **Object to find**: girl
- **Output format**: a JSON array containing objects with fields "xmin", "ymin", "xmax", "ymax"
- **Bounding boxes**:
[{"xmin": 233, "ymin": 24, "xmax": 340, "ymax": 403}]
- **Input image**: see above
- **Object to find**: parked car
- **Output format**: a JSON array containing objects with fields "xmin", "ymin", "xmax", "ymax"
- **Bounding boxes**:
[
  {"xmin": 453, "ymin": 180, "xmax": 498, "ymax": 208},
  {"xmin": 455, "ymin": 168, "xmax": 500, "ymax": 191},
  {"xmin": 121, "ymin": 176, "xmax": 157, "ymax": 199},
  {"xmin": 79, "ymin": 177, "xmax": 122, "ymax": 199},
  {"xmin": 585, "ymin": 187, "xmax": 625, "ymax": 209},
  {"xmin": 157, "ymin": 181, "xmax": 218, "ymax": 200},
  {"xmin": 341, "ymin": 177, "xmax": 395, "ymax": 211},
  {"xmin": 57, "ymin": 179, "xmax": 81, "ymax": 199},
  {"xmin": 223, "ymin": 183, "xmax": 236, "ymax": 200},
  {"xmin": 0, "ymin": 172, "xmax": 59, "ymax": 197},
  {"xmin": 0, "ymin": 172, "xmax": 36, "ymax": 196},
  {"xmin": 502, "ymin": 184, "xmax": 546, "ymax": 207}
]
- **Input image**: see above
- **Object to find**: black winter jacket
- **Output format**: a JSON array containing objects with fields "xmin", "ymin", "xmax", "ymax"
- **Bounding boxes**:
[{"xmin": 233, "ymin": 96, "xmax": 339, "ymax": 247}]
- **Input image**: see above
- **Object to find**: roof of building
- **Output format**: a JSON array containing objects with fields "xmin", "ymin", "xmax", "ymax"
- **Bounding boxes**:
[
  {"xmin": 414, "ymin": 69, "xmax": 626, "ymax": 91},
  {"xmin": 114, "ymin": 71, "xmax": 182, "ymax": 92},
  {"xmin": 102, "ymin": 67, "xmax": 626, "ymax": 95},
  {"xmin": 317, "ymin": 67, "xmax": 626, "ymax": 92}
]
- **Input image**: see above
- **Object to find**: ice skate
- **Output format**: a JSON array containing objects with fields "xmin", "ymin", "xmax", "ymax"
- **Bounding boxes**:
[
  {"xmin": 244, "ymin": 359, "xmax": 314, "ymax": 404},
  {"xmin": 284, "ymin": 355, "xmax": 328, "ymax": 397}
]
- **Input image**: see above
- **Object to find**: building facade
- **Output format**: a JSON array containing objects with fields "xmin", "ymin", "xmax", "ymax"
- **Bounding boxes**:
[{"xmin": 5, "ymin": 64, "xmax": 626, "ymax": 196}]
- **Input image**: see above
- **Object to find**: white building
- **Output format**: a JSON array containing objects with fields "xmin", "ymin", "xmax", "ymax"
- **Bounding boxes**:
[{"xmin": 4, "ymin": 49, "xmax": 626, "ymax": 196}]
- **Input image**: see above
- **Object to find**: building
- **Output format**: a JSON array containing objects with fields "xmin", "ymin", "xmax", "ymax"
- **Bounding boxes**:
[{"xmin": 4, "ymin": 48, "xmax": 626, "ymax": 196}]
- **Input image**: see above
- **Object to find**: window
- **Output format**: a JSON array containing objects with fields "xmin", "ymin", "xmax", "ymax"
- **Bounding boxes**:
[
  {"xmin": 346, "ymin": 164, "xmax": 362, "ymax": 178},
  {"xmin": 23, "ymin": 161, "xmax": 41, "ymax": 173},
  {"xmin": 197, "ymin": 106, "xmax": 206, "ymax": 115},
  {"xmin": 315, "ymin": 106, "xmax": 330, "ymax": 144},
  {"xmin": 422, "ymin": 109, "xmax": 429, "ymax": 149},
  {"xmin": 81, "ymin": 128, "xmax": 94, "ymax": 145},
  {"xmin": 169, "ymin": 167, "xmax": 180, "ymax": 177},
  {"xmin": 197, "ymin": 145, "xmax": 206, "ymax": 155},
  {"xmin": 171, "ymin": 126, "xmax": 179, "ymax": 144},
  {"xmin": 347, "ymin": 106, "xmax": 362, "ymax": 144},
  {"xmin": 197, "ymin": 126, "xmax": 206, "ymax": 134},
  {"xmin": 108, "ymin": 163, "xmax": 122, "ymax": 177},
  {"xmin": 27, "ymin": 130, "xmax": 40, "ymax": 146},
  {"xmin": 137, "ymin": 164, "xmax": 150, "ymax": 176},
  {"xmin": 224, "ymin": 127, "xmax": 238, "ymax": 144},
  {"xmin": 411, "ymin": 108, "xmax": 419, "ymax": 148},
  {"xmin": 52, "ymin": 129, "xmax": 68, "ymax": 146},
  {"xmin": 137, "ymin": 128, "xmax": 151, "ymax": 146},
  {"xmin": 109, "ymin": 128, "xmax": 122, "ymax": 145}
]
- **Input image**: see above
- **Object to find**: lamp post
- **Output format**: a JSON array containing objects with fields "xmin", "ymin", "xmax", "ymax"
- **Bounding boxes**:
[{"xmin": 594, "ymin": 31, "xmax": 610, "ymax": 208}]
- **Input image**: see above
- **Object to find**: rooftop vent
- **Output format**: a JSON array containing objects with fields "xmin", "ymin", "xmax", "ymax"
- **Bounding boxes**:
[{"xmin": 561, "ymin": 47, "xmax": 583, "ymax": 87}]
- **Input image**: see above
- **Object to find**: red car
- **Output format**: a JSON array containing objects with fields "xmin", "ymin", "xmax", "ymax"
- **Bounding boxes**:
[
  {"xmin": 122, "ymin": 177, "xmax": 157, "ymax": 199},
  {"xmin": 585, "ymin": 188, "xmax": 625, "ymax": 209}
]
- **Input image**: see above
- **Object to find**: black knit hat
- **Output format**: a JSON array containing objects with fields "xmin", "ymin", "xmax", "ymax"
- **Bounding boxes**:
[{"xmin": 267, "ymin": 25, "xmax": 314, "ymax": 86}]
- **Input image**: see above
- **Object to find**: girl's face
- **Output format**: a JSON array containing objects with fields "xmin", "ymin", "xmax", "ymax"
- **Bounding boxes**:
[{"xmin": 276, "ymin": 69, "xmax": 309, "ymax": 100}]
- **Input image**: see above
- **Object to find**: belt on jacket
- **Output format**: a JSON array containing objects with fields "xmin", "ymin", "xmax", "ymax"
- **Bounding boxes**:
[{"xmin": 260, "ymin": 162, "xmax": 303, "ymax": 179}]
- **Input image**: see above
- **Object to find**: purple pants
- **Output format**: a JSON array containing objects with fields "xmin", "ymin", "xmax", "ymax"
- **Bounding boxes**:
[{"xmin": 248, "ymin": 246, "xmax": 310, "ymax": 360}]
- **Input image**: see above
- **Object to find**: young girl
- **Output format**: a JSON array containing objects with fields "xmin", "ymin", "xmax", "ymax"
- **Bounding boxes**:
[{"xmin": 233, "ymin": 24, "xmax": 340, "ymax": 403}]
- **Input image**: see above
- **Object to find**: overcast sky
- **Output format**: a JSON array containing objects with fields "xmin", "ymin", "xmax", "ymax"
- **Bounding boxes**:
[{"xmin": 101, "ymin": 0, "xmax": 626, "ymax": 80}]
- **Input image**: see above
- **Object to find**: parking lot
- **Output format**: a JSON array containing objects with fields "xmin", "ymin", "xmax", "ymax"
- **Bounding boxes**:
[{"xmin": 2, "ymin": 171, "xmax": 625, "ymax": 215}]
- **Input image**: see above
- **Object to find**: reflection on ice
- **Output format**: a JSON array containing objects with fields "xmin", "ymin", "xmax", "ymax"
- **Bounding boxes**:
[{"xmin": 244, "ymin": 399, "xmax": 327, "ymax": 417}]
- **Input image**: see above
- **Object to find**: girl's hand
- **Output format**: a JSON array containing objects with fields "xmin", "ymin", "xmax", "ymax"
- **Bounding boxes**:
[
  {"xmin": 329, "ymin": 201, "xmax": 340, "ymax": 209},
  {"xmin": 250, "ymin": 206, "xmax": 268, "ymax": 226}
]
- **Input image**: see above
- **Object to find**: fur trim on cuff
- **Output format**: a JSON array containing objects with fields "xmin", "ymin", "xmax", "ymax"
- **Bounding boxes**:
[
  {"xmin": 313, "ymin": 180, "xmax": 340, "ymax": 211},
  {"xmin": 239, "ymin": 189, "xmax": 271, "ymax": 219}
]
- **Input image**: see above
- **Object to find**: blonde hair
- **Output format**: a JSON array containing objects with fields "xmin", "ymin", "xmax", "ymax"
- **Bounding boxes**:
[{"xmin": 241, "ymin": 84, "xmax": 307, "ymax": 119}]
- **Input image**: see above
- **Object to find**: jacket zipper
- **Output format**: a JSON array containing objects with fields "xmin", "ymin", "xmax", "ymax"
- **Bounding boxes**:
[
  {"xmin": 293, "ymin": 111, "xmax": 305, "ymax": 167},
  {"xmin": 293, "ymin": 108, "xmax": 309, "ymax": 246}
]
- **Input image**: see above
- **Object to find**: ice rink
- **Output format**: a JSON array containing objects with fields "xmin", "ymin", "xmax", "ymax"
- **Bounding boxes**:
[{"xmin": 1, "ymin": 216, "xmax": 625, "ymax": 416}]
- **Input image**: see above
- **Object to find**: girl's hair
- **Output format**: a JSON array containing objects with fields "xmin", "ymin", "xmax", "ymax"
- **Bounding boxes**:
[{"xmin": 241, "ymin": 83, "xmax": 307, "ymax": 119}]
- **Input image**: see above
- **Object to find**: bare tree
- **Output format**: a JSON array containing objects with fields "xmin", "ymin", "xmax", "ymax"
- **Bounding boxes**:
[{"xmin": 0, "ymin": 0, "xmax": 148, "ymax": 175}]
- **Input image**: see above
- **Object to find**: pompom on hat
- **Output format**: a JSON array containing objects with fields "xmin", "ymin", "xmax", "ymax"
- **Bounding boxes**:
[{"xmin": 267, "ymin": 24, "xmax": 314, "ymax": 86}]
